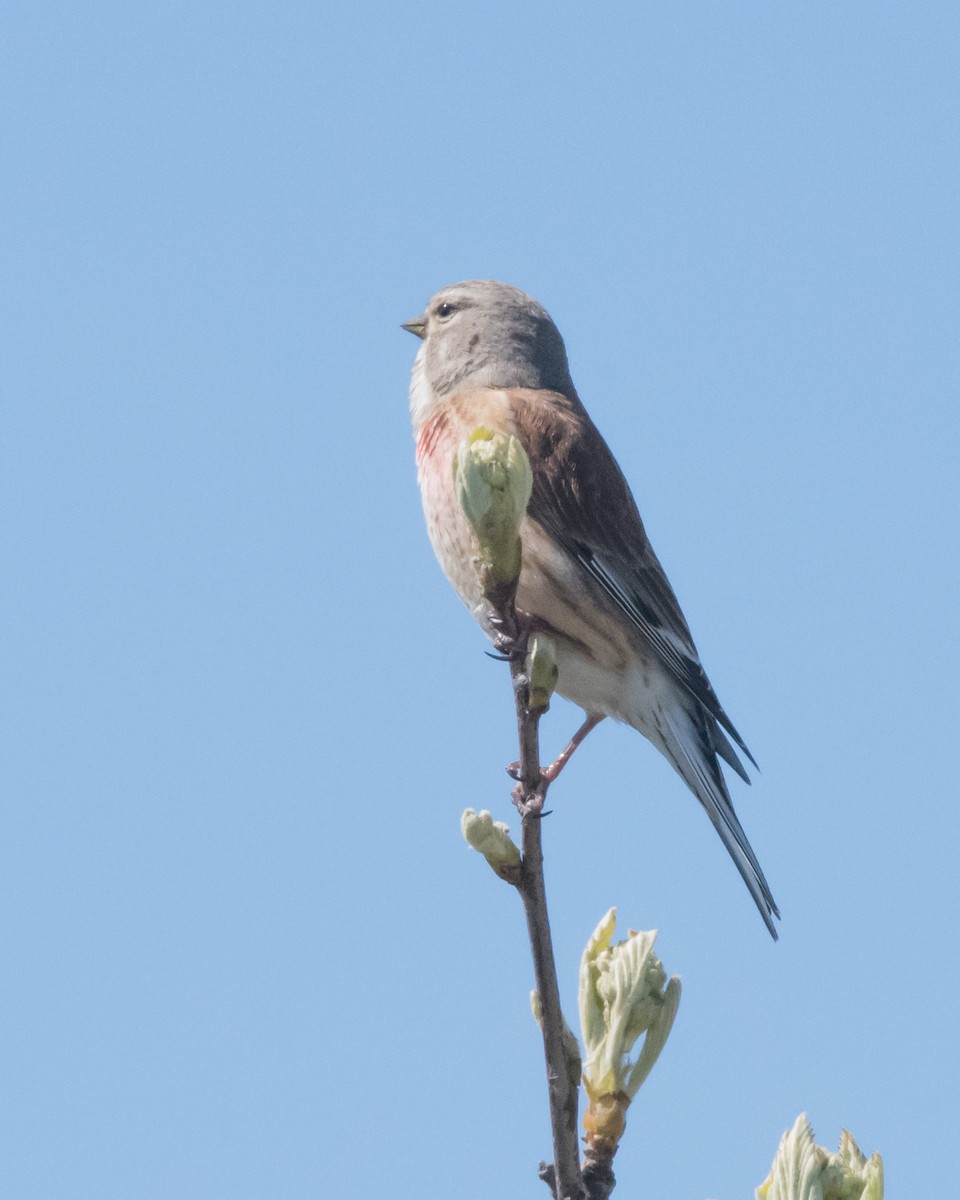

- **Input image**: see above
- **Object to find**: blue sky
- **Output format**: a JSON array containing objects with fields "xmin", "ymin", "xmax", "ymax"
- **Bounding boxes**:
[{"xmin": 2, "ymin": 3, "xmax": 958, "ymax": 1197}]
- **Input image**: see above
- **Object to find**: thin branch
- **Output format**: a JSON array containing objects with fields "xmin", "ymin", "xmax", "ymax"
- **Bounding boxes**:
[
  {"xmin": 581, "ymin": 1147, "xmax": 617, "ymax": 1200},
  {"xmin": 452, "ymin": 430, "xmax": 614, "ymax": 1198},
  {"xmin": 508, "ymin": 651, "xmax": 586, "ymax": 1200}
]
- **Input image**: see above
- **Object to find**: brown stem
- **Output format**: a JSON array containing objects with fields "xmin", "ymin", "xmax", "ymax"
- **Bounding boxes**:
[
  {"xmin": 581, "ymin": 1143, "xmax": 617, "ymax": 1200},
  {"xmin": 481, "ymin": 581, "xmax": 613, "ymax": 1198},
  {"xmin": 509, "ymin": 655, "xmax": 586, "ymax": 1200}
]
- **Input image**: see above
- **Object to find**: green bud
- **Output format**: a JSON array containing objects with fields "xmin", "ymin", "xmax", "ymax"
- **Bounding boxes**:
[
  {"xmin": 454, "ymin": 428, "xmax": 533, "ymax": 603},
  {"xmin": 530, "ymin": 990, "xmax": 582, "ymax": 1085},
  {"xmin": 578, "ymin": 909, "xmax": 681, "ymax": 1106},
  {"xmin": 461, "ymin": 808, "xmax": 521, "ymax": 875},
  {"xmin": 756, "ymin": 1114, "xmax": 883, "ymax": 1200},
  {"xmin": 526, "ymin": 634, "xmax": 559, "ymax": 712}
]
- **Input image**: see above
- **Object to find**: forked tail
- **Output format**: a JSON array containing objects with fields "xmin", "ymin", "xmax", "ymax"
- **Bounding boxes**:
[{"xmin": 659, "ymin": 705, "xmax": 780, "ymax": 939}]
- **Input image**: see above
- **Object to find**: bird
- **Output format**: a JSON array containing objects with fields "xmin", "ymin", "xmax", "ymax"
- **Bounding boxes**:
[{"xmin": 402, "ymin": 280, "xmax": 779, "ymax": 938}]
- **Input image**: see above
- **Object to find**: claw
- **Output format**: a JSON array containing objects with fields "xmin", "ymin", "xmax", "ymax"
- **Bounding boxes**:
[
  {"xmin": 492, "ymin": 627, "xmax": 530, "ymax": 661},
  {"xmin": 485, "ymin": 606, "xmax": 532, "ymax": 662},
  {"xmin": 493, "ymin": 636, "xmax": 522, "ymax": 659}
]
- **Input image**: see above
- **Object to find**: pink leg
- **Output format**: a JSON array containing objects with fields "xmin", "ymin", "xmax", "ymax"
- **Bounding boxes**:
[{"xmin": 541, "ymin": 713, "xmax": 606, "ymax": 783}]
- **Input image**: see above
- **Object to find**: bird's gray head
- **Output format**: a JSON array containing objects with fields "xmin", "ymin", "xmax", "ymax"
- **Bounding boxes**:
[{"xmin": 403, "ymin": 281, "xmax": 574, "ymax": 418}]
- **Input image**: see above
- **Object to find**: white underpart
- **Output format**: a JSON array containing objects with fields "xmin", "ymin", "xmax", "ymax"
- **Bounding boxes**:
[
  {"xmin": 408, "ymin": 346, "xmax": 439, "ymax": 426},
  {"xmin": 515, "ymin": 520, "xmax": 669, "ymax": 740}
]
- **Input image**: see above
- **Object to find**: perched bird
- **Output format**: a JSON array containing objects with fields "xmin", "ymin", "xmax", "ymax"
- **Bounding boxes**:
[{"xmin": 403, "ymin": 280, "xmax": 779, "ymax": 938}]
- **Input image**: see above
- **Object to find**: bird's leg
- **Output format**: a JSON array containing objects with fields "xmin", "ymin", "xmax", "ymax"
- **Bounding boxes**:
[
  {"xmin": 507, "ymin": 712, "xmax": 605, "ymax": 783},
  {"xmin": 541, "ymin": 712, "xmax": 605, "ymax": 783}
]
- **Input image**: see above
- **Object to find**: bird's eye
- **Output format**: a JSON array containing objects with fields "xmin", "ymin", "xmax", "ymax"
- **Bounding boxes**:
[{"xmin": 437, "ymin": 302, "xmax": 456, "ymax": 319}]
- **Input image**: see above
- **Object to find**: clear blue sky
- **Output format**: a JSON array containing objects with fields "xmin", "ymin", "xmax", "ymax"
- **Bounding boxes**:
[{"xmin": 2, "ymin": 3, "xmax": 957, "ymax": 1197}]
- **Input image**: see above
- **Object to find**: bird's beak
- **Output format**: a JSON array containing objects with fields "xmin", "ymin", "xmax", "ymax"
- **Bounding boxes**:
[{"xmin": 401, "ymin": 315, "xmax": 427, "ymax": 340}]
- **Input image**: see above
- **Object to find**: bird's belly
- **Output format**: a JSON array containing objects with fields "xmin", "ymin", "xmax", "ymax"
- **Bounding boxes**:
[
  {"xmin": 516, "ymin": 528, "xmax": 651, "ymax": 725},
  {"xmin": 419, "ymin": 466, "xmax": 655, "ymax": 729}
]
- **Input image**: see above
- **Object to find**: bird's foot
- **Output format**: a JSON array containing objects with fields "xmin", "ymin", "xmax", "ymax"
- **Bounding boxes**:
[
  {"xmin": 506, "ymin": 755, "xmax": 560, "ymax": 786},
  {"xmin": 487, "ymin": 606, "xmax": 531, "ymax": 661}
]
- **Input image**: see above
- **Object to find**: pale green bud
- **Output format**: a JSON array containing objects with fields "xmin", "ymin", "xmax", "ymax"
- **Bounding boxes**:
[
  {"xmin": 526, "ymin": 634, "xmax": 559, "ymax": 712},
  {"xmin": 756, "ymin": 1114, "xmax": 883, "ymax": 1200},
  {"xmin": 453, "ymin": 428, "xmax": 533, "ymax": 601},
  {"xmin": 461, "ymin": 809, "xmax": 521, "ymax": 874},
  {"xmin": 578, "ymin": 908, "xmax": 681, "ymax": 1106},
  {"xmin": 530, "ymin": 990, "xmax": 582, "ymax": 1085}
]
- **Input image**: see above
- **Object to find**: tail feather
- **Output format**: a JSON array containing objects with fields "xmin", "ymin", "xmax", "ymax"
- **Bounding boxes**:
[
  {"xmin": 709, "ymin": 722, "xmax": 752, "ymax": 785},
  {"xmin": 659, "ymin": 706, "xmax": 780, "ymax": 939}
]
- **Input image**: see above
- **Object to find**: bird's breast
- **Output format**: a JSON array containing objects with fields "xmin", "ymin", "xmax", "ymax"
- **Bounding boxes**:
[
  {"xmin": 414, "ymin": 393, "xmax": 643, "ymax": 721},
  {"xmin": 415, "ymin": 392, "xmax": 516, "ymax": 626}
]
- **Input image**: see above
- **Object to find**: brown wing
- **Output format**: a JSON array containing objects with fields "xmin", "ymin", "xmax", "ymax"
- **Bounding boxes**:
[{"xmin": 508, "ymin": 387, "xmax": 756, "ymax": 771}]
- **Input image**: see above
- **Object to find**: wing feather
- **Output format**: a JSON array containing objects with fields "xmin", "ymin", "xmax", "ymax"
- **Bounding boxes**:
[{"xmin": 507, "ymin": 387, "xmax": 756, "ymax": 767}]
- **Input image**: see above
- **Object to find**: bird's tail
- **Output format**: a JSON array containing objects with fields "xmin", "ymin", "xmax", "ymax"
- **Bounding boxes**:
[{"xmin": 657, "ymin": 704, "xmax": 780, "ymax": 939}]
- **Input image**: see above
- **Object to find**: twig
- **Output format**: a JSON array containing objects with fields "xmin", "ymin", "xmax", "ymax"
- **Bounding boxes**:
[
  {"xmin": 508, "ymin": 648, "xmax": 587, "ymax": 1200},
  {"xmin": 581, "ymin": 1143, "xmax": 617, "ymax": 1200},
  {"xmin": 453, "ymin": 430, "xmax": 613, "ymax": 1198}
]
